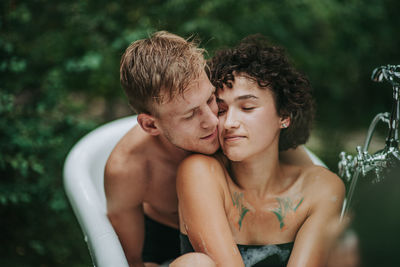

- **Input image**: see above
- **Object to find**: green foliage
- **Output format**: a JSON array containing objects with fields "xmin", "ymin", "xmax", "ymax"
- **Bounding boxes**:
[
  {"xmin": 0, "ymin": 80, "xmax": 96, "ymax": 265},
  {"xmin": 0, "ymin": 89, "xmax": 96, "ymax": 265},
  {"xmin": 1, "ymin": 0, "xmax": 399, "ymax": 265}
]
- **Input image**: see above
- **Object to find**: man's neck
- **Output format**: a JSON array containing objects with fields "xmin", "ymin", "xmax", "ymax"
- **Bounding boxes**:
[{"xmin": 155, "ymin": 134, "xmax": 191, "ymax": 165}]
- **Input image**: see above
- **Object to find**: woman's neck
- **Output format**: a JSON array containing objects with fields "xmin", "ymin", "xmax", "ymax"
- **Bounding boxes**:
[{"xmin": 229, "ymin": 145, "xmax": 283, "ymax": 197}]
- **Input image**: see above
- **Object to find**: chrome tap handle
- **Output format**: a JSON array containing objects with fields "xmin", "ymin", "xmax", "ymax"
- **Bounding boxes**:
[
  {"xmin": 356, "ymin": 146, "xmax": 363, "ymax": 159},
  {"xmin": 338, "ymin": 152, "xmax": 346, "ymax": 178},
  {"xmin": 356, "ymin": 146, "xmax": 366, "ymax": 175},
  {"xmin": 338, "ymin": 152, "xmax": 353, "ymax": 182},
  {"xmin": 371, "ymin": 66, "xmax": 386, "ymax": 82},
  {"xmin": 371, "ymin": 65, "xmax": 400, "ymax": 86}
]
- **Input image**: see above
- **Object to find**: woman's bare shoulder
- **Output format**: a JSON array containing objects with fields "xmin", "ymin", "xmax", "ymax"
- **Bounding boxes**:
[
  {"xmin": 177, "ymin": 153, "xmax": 227, "ymax": 188},
  {"xmin": 178, "ymin": 154, "xmax": 224, "ymax": 175},
  {"xmin": 302, "ymin": 165, "xmax": 346, "ymax": 201}
]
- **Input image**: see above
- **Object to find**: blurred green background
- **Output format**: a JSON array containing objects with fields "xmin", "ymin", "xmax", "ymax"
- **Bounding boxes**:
[{"xmin": 1, "ymin": 0, "xmax": 399, "ymax": 266}]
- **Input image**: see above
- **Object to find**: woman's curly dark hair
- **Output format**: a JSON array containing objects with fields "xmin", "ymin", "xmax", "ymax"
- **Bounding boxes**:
[{"xmin": 209, "ymin": 34, "xmax": 315, "ymax": 151}]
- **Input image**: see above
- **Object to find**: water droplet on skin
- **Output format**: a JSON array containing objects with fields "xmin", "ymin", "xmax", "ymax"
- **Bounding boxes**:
[{"xmin": 233, "ymin": 245, "xmax": 239, "ymax": 255}]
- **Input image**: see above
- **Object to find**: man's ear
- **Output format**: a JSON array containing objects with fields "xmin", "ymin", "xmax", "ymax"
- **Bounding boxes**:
[{"xmin": 137, "ymin": 113, "xmax": 161, "ymax": 136}]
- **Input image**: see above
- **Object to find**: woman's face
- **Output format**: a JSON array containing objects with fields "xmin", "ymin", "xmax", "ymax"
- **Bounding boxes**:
[{"xmin": 217, "ymin": 75, "xmax": 287, "ymax": 162}]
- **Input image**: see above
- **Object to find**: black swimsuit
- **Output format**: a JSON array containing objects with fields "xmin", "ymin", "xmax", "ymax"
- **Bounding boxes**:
[
  {"xmin": 141, "ymin": 215, "xmax": 180, "ymax": 264},
  {"xmin": 180, "ymin": 233, "xmax": 294, "ymax": 267}
]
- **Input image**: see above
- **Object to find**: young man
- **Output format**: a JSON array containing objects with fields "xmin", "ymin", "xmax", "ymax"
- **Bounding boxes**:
[{"xmin": 105, "ymin": 31, "xmax": 313, "ymax": 267}]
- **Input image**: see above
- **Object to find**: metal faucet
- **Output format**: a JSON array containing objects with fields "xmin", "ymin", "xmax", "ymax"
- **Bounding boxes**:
[{"xmin": 339, "ymin": 65, "xmax": 400, "ymax": 217}]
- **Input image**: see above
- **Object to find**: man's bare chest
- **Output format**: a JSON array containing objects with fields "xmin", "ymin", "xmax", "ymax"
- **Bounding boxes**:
[{"xmin": 143, "ymin": 165, "xmax": 179, "ymax": 212}]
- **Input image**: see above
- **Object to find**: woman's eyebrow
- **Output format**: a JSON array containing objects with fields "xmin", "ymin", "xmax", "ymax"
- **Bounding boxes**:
[
  {"xmin": 217, "ymin": 94, "xmax": 258, "ymax": 103},
  {"xmin": 236, "ymin": 94, "xmax": 259, "ymax": 101}
]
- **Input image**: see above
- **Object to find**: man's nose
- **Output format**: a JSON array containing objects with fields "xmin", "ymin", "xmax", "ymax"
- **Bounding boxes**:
[{"xmin": 200, "ymin": 106, "xmax": 219, "ymax": 129}]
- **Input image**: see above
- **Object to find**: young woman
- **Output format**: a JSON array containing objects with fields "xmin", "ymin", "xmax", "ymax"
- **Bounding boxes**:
[{"xmin": 172, "ymin": 35, "xmax": 345, "ymax": 267}]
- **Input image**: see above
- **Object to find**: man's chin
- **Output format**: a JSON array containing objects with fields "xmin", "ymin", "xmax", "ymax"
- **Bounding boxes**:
[
  {"xmin": 195, "ymin": 143, "xmax": 220, "ymax": 155},
  {"xmin": 173, "ymin": 140, "xmax": 220, "ymax": 155}
]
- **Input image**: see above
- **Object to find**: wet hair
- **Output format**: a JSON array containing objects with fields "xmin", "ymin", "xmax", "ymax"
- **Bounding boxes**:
[
  {"xmin": 209, "ymin": 34, "xmax": 315, "ymax": 151},
  {"xmin": 120, "ymin": 31, "xmax": 206, "ymax": 115}
]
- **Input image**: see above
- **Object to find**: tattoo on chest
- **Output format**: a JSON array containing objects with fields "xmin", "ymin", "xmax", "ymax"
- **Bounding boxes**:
[
  {"xmin": 271, "ymin": 197, "xmax": 304, "ymax": 230},
  {"xmin": 232, "ymin": 192, "xmax": 250, "ymax": 230}
]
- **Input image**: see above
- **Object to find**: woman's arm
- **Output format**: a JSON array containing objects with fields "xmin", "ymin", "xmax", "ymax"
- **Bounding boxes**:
[
  {"xmin": 176, "ymin": 154, "xmax": 244, "ymax": 267},
  {"xmin": 287, "ymin": 168, "xmax": 346, "ymax": 267}
]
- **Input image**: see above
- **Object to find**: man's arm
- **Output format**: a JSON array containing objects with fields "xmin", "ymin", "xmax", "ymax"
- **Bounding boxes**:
[
  {"xmin": 279, "ymin": 145, "xmax": 315, "ymax": 166},
  {"xmin": 104, "ymin": 155, "xmax": 147, "ymax": 267}
]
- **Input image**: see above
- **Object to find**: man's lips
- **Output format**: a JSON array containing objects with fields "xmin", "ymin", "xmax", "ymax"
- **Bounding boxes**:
[{"xmin": 200, "ymin": 128, "xmax": 217, "ymax": 140}]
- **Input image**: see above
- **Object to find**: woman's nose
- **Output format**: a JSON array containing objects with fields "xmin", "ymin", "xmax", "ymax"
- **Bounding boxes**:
[{"xmin": 224, "ymin": 109, "xmax": 240, "ymax": 129}]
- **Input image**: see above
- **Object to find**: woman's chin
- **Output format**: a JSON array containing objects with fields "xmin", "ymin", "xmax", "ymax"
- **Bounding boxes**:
[{"xmin": 223, "ymin": 150, "xmax": 245, "ymax": 162}]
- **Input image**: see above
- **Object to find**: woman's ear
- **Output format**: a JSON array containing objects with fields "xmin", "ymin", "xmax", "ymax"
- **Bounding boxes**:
[
  {"xmin": 137, "ymin": 113, "xmax": 161, "ymax": 136},
  {"xmin": 280, "ymin": 116, "xmax": 291, "ymax": 129}
]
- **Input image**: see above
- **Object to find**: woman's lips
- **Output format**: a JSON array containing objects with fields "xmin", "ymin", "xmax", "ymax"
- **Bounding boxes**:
[{"xmin": 224, "ymin": 135, "xmax": 246, "ymax": 142}]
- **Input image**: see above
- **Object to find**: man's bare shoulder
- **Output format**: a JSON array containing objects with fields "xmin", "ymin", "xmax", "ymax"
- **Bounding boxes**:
[
  {"xmin": 105, "ymin": 125, "xmax": 151, "ymax": 181},
  {"xmin": 104, "ymin": 125, "xmax": 161, "ymax": 205}
]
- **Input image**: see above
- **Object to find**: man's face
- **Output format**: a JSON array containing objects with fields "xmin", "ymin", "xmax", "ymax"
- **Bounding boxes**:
[{"xmin": 154, "ymin": 70, "xmax": 220, "ymax": 154}]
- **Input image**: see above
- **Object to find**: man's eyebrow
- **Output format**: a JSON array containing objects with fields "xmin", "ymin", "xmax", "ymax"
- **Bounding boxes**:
[{"xmin": 182, "ymin": 88, "xmax": 215, "ymax": 115}]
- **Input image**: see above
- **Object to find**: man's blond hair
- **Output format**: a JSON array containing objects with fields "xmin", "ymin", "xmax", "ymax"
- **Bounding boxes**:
[{"xmin": 120, "ymin": 31, "xmax": 206, "ymax": 114}]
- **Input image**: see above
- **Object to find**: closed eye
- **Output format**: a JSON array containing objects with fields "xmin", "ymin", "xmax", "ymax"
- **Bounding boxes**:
[
  {"xmin": 207, "ymin": 94, "xmax": 215, "ymax": 105},
  {"xmin": 218, "ymin": 108, "xmax": 226, "ymax": 116},
  {"xmin": 183, "ymin": 112, "xmax": 195, "ymax": 120}
]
